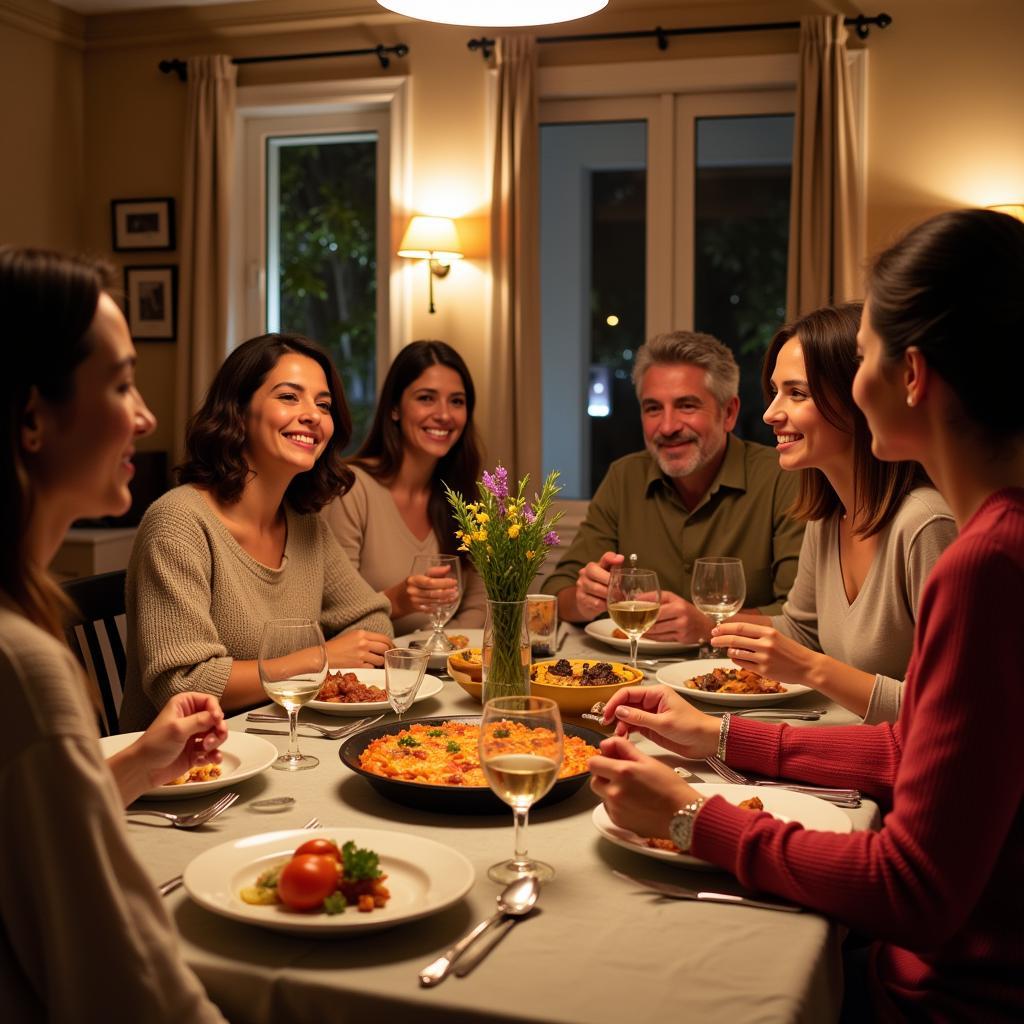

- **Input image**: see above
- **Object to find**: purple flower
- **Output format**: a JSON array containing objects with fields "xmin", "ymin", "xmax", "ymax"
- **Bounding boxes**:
[
  {"xmin": 544, "ymin": 530, "xmax": 560, "ymax": 547},
  {"xmin": 523, "ymin": 504, "xmax": 536, "ymax": 524}
]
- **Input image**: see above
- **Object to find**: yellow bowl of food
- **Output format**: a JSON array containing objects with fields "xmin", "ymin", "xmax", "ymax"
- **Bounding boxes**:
[
  {"xmin": 447, "ymin": 648, "xmax": 484, "ymax": 701},
  {"xmin": 528, "ymin": 658, "xmax": 644, "ymax": 715}
]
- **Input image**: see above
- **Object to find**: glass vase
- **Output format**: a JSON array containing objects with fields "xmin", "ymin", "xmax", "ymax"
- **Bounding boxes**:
[{"xmin": 481, "ymin": 599, "xmax": 531, "ymax": 703}]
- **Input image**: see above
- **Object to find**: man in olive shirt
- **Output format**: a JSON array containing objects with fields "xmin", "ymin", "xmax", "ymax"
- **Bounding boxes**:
[{"xmin": 541, "ymin": 331, "xmax": 803, "ymax": 643}]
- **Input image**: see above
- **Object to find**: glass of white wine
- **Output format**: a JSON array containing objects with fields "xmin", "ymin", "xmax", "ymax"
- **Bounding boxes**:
[
  {"xmin": 479, "ymin": 695, "xmax": 564, "ymax": 883},
  {"xmin": 410, "ymin": 553, "xmax": 462, "ymax": 654},
  {"xmin": 606, "ymin": 567, "xmax": 662, "ymax": 670},
  {"xmin": 691, "ymin": 556, "xmax": 746, "ymax": 658},
  {"xmin": 384, "ymin": 647, "xmax": 430, "ymax": 721},
  {"xmin": 258, "ymin": 618, "xmax": 328, "ymax": 772}
]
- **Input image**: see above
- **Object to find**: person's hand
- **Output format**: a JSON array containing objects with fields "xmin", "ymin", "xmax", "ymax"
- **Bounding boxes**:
[
  {"xmin": 589, "ymin": 735, "xmax": 703, "ymax": 839},
  {"xmin": 326, "ymin": 629, "xmax": 392, "ymax": 668},
  {"xmin": 601, "ymin": 684, "xmax": 720, "ymax": 759},
  {"xmin": 132, "ymin": 692, "xmax": 228, "ymax": 790},
  {"xmin": 574, "ymin": 551, "xmax": 624, "ymax": 621},
  {"xmin": 646, "ymin": 590, "xmax": 714, "ymax": 643},
  {"xmin": 403, "ymin": 565, "xmax": 459, "ymax": 616},
  {"xmin": 711, "ymin": 621, "xmax": 816, "ymax": 685}
]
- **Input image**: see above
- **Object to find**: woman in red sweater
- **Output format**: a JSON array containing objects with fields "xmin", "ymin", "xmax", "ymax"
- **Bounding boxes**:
[{"xmin": 589, "ymin": 208, "xmax": 1024, "ymax": 1022}]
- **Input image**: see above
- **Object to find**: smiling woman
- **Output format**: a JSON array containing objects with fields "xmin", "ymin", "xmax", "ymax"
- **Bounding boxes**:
[{"xmin": 118, "ymin": 333, "xmax": 394, "ymax": 731}]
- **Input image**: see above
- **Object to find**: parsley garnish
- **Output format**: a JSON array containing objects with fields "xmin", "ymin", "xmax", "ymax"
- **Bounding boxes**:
[
  {"xmin": 322, "ymin": 892, "xmax": 347, "ymax": 915},
  {"xmin": 427, "ymin": 728, "xmax": 444, "ymax": 737},
  {"xmin": 397, "ymin": 735, "xmax": 420, "ymax": 747},
  {"xmin": 342, "ymin": 841, "xmax": 382, "ymax": 881},
  {"xmin": 446, "ymin": 740, "xmax": 461, "ymax": 753},
  {"xmin": 493, "ymin": 728, "xmax": 510, "ymax": 738}
]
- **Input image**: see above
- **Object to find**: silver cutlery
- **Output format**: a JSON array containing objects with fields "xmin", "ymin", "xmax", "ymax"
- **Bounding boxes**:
[
  {"xmin": 705, "ymin": 708, "xmax": 826, "ymax": 721},
  {"xmin": 705, "ymin": 756, "xmax": 861, "ymax": 806},
  {"xmin": 158, "ymin": 815, "xmax": 321, "ymax": 897},
  {"xmin": 452, "ymin": 910, "xmax": 530, "ymax": 977},
  {"xmin": 613, "ymin": 870, "xmax": 802, "ymax": 913},
  {"xmin": 127, "ymin": 791, "xmax": 239, "ymax": 830},
  {"xmin": 245, "ymin": 713, "xmax": 384, "ymax": 741},
  {"xmin": 419, "ymin": 874, "xmax": 540, "ymax": 987}
]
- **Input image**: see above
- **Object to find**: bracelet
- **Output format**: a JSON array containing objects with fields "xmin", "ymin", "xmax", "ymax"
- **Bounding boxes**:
[{"xmin": 716, "ymin": 713, "xmax": 731, "ymax": 761}]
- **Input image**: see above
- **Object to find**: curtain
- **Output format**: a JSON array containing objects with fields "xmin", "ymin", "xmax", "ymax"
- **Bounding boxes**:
[
  {"xmin": 489, "ymin": 36, "xmax": 540, "ymax": 483},
  {"xmin": 174, "ymin": 55, "xmax": 237, "ymax": 463},
  {"xmin": 786, "ymin": 15, "xmax": 862, "ymax": 318}
]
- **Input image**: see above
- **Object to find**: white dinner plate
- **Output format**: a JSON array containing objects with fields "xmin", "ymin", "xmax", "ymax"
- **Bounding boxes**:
[
  {"xmin": 656, "ymin": 659, "xmax": 813, "ymax": 706},
  {"xmin": 183, "ymin": 827, "xmax": 475, "ymax": 935},
  {"xmin": 593, "ymin": 782, "xmax": 853, "ymax": 870},
  {"xmin": 584, "ymin": 618, "xmax": 700, "ymax": 656},
  {"xmin": 396, "ymin": 629, "xmax": 483, "ymax": 672},
  {"xmin": 307, "ymin": 671, "xmax": 444, "ymax": 716},
  {"xmin": 100, "ymin": 731, "xmax": 277, "ymax": 801}
]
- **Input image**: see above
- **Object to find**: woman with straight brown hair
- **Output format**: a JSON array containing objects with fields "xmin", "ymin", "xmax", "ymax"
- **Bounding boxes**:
[{"xmin": 711, "ymin": 302, "xmax": 956, "ymax": 721}]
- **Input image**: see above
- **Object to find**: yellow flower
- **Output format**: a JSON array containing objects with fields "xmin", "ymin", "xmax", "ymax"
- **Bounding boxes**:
[
  {"xmin": 474, "ymin": 511, "xmax": 489, "ymax": 524},
  {"xmin": 458, "ymin": 543, "xmax": 469, "ymax": 552},
  {"xmin": 507, "ymin": 523, "xmax": 521, "ymax": 539},
  {"xmin": 473, "ymin": 529, "xmax": 488, "ymax": 543},
  {"xmin": 526, "ymin": 550, "xmax": 535, "ymax": 560}
]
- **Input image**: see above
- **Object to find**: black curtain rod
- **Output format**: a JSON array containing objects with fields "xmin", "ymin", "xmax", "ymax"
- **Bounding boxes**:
[
  {"xmin": 468, "ymin": 13, "xmax": 891, "ymax": 60},
  {"xmin": 159, "ymin": 43, "xmax": 410, "ymax": 82}
]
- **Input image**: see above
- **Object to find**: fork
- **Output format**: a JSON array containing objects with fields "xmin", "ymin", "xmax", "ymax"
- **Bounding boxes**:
[
  {"xmin": 705, "ymin": 757, "xmax": 861, "ymax": 806},
  {"xmin": 245, "ymin": 713, "xmax": 384, "ymax": 740},
  {"xmin": 126, "ymin": 791, "xmax": 239, "ymax": 829},
  {"xmin": 705, "ymin": 708, "xmax": 827, "ymax": 721},
  {"xmin": 157, "ymin": 815, "xmax": 321, "ymax": 896}
]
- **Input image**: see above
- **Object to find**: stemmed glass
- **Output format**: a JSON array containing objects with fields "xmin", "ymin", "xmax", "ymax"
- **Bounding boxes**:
[
  {"xmin": 384, "ymin": 647, "xmax": 430, "ymax": 721},
  {"xmin": 606, "ymin": 567, "xmax": 662, "ymax": 670},
  {"xmin": 411, "ymin": 553, "xmax": 462, "ymax": 654},
  {"xmin": 479, "ymin": 696, "xmax": 564, "ymax": 884},
  {"xmin": 258, "ymin": 618, "xmax": 328, "ymax": 772},
  {"xmin": 691, "ymin": 556, "xmax": 746, "ymax": 658}
]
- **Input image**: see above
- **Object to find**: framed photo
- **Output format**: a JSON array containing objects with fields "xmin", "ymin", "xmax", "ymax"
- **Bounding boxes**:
[
  {"xmin": 111, "ymin": 197, "xmax": 175, "ymax": 251},
  {"xmin": 124, "ymin": 265, "xmax": 177, "ymax": 342}
]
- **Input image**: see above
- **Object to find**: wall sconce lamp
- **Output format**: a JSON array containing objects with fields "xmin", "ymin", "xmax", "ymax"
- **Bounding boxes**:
[
  {"xmin": 398, "ymin": 215, "xmax": 463, "ymax": 314},
  {"xmin": 989, "ymin": 203, "xmax": 1024, "ymax": 222}
]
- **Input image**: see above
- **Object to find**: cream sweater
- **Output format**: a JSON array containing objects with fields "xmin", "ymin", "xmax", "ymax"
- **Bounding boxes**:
[
  {"xmin": 119, "ymin": 485, "xmax": 393, "ymax": 731},
  {"xmin": 0, "ymin": 607, "xmax": 225, "ymax": 1022}
]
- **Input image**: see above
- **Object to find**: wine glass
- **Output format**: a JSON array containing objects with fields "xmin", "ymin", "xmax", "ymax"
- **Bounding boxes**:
[
  {"xmin": 691, "ymin": 556, "xmax": 746, "ymax": 658},
  {"xmin": 411, "ymin": 553, "xmax": 462, "ymax": 654},
  {"xmin": 479, "ymin": 695, "xmax": 564, "ymax": 884},
  {"xmin": 258, "ymin": 618, "xmax": 328, "ymax": 772},
  {"xmin": 606, "ymin": 567, "xmax": 662, "ymax": 670},
  {"xmin": 384, "ymin": 647, "xmax": 429, "ymax": 721}
]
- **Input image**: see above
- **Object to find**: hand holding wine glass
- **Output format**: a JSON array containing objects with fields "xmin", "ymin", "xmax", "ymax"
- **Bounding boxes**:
[
  {"xmin": 691, "ymin": 556, "xmax": 746, "ymax": 658},
  {"xmin": 410, "ymin": 553, "xmax": 462, "ymax": 654},
  {"xmin": 384, "ymin": 647, "xmax": 429, "ymax": 721},
  {"xmin": 607, "ymin": 567, "xmax": 662, "ymax": 670},
  {"xmin": 258, "ymin": 618, "xmax": 328, "ymax": 772},
  {"xmin": 479, "ymin": 696, "xmax": 564, "ymax": 883}
]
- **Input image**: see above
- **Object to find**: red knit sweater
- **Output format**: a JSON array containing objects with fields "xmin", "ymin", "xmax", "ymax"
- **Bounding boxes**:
[{"xmin": 692, "ymin": 489, "xmax": 1024, "ymax": 1021}]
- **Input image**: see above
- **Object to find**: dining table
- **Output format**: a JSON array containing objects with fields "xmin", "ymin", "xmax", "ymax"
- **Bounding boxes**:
[{"xmin": 123, "ymin": 627, "xmax": 879, "ymax": 1024}]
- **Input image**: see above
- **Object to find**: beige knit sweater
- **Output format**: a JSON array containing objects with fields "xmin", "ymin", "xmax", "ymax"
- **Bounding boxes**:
[{"xmin": 119, "ymin": 485, "xmax": 393, "ymax": 731}]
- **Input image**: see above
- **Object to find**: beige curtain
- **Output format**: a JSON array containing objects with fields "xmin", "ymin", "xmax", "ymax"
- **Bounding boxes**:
[
  {"xmin": 786, "ymin": 15, "xmax": 862, "ymax": 318},
  {"xmin": 174, "ymin": 55, "xmax": 237, "ymax": 463},
  {"xmin": 489, "ymin": 36, "xmax": 540, "ymax": 483}
]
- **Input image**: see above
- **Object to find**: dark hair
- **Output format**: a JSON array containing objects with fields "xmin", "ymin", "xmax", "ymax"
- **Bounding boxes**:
[
  {"xmin": 0, "ymin": 246, "xmax": 111, "ymax": 637},
  {"xmin": 762, "ymin": 302, "xmax": 927, "ymax": 536},
  {"xmin": 868, "ymin": 208, "xmax": 1024, "ymax": 442},
  {"xmin": 350, "ymin": 340, "xmax": 482, "ymax": 556},
  {"xmin": 178, "ymin": 333, "xmax": 354, "ymax": 514}
]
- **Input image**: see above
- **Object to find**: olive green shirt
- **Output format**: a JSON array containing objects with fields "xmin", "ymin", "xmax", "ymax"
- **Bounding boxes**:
[{"xmin": 541, "ymin": 437, "xmax": 804, "ymax": 615}]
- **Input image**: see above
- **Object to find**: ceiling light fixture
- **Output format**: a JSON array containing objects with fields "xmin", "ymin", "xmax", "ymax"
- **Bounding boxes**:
[{"xmin": 376, "ymin": 1, "xmax": 607, "ymax": 28}]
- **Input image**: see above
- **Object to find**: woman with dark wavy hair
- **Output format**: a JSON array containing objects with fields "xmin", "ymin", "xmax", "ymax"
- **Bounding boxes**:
[
  {"xmin": 325, "ymin": 340, "xmax": 486, "ymax": 634},
  {"xmin": 0, "ymin": 246, "xmax": 227, "ymax": 1020},
  {"xmin": 119, "ymin": 333, "xmax": 392, "ymax": 731}
]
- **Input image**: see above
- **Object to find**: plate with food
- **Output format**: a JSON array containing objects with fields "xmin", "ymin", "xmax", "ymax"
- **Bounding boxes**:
[
  {"xmin": 656, "ymin": 659, "xmax": 812, "ymax": 706},
  {"xmin": 99, "ymin": 731, "xmax": 278, "ymax": 801},
  {"xmin": 308, "ymin": 669, "xmax": 444, "ymax": 716},
  {"xmin": 339, "ymin": 715, "xmax": 604, "ymax": 814},
  {"xmin": 592, "ymin": 782, "xmax": 853, "ymax": 869},
  {"xmin": 183, "ymin": 826, "xmax": 474, "ymax": 935},
  {"xmin": 396, "ymin": 629, "xmax": 483, "ymax": 672},
  {"xmin": 584, "ymin": 617, "xmax": 699, "ymax": 655}
]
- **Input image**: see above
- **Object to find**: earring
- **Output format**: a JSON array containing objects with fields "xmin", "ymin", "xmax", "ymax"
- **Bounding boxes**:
[{"xmin": 906, "ymin": 394, "xmax": 915, "ymax": 407}]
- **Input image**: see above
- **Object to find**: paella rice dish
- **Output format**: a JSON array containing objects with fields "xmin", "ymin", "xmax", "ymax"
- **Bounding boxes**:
[{"xmin": 530, "ymin": 659, "xmax": 642, "ymax": 688}]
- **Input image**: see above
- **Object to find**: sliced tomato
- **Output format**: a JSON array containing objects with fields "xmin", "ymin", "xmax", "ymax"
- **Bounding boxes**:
[
  {"xmin": 294, "ymin": 838, "xmax": 342, "ymax": 862},
  {"xmin": 277, "ymin": 854, "xmax": 340, "ymax": 911}
]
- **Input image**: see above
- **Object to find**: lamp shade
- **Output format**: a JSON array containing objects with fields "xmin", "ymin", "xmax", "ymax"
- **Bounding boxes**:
[
  {"xmin": 377, "ymin": 1, "xmax": 607, "ymax": 28},
  {"xmin": 398, "ymin": 216, "xmax": 464, "ymax": 260},
  {"xmin": 989, "ymin": 203, "xmax": 1024, "ymax": 223}
]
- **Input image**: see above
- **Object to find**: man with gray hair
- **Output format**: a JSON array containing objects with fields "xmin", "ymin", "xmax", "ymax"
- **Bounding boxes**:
[{"xmin": 541, "ymin": 331, "xmax": 803, "ymax": 642}]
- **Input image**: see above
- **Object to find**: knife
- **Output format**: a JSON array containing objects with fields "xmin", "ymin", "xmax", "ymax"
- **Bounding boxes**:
[
  {"xmin": 451, "ymin": 912, "xmax": 525, "ymax": 977},
  {"xmin": 613, "ymin": 871, "xmax": 802, "ymax": 912}
]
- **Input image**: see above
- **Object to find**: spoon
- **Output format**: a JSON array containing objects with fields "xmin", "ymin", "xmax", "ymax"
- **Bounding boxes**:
[{"xmin": 418, "ymin": 874, "xmax": 540, "ymax": 987}]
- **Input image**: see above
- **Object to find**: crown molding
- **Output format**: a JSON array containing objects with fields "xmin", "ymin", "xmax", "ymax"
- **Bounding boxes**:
[{"xmin": 0, "ymin": 0, "xmax": 86, "ymax": 48}]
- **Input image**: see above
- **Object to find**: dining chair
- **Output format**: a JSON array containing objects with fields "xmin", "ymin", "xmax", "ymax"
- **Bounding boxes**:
[{"xmin": 62, "ymin": 569, "xmax": 128, "ymax": 736}]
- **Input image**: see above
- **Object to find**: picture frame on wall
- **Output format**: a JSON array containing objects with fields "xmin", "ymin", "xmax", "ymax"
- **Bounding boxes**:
[
  {"xmin": 111, "ymin": 197, "xmax": 176, "ymax": 251},
  {"xmin": 125, "ymin": 265, "xmax": 177, "ymax": 342}
]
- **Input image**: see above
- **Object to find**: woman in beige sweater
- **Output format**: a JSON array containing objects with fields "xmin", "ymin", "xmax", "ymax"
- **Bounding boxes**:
[{"xmin": 325, "ymin": 341, "xmax": 486, "ymax": 636}]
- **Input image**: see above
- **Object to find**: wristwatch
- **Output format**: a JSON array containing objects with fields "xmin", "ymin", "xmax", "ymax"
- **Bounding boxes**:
[{"xmin": 668, "ymin": 798, "xmax": 707, "ymax": 853}]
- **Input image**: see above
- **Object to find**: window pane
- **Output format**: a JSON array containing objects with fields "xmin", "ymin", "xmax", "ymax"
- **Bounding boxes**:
[
  {"xmin": 540, "ymin": 121, "xmax": 646, "ymax": 499},
  {"xmin": 693, "ymin": 115, "xmax": 793, "ymax": 446},
  {"xmin": 267, "ymin": 133, "xmax": 377, "ymax": 450}
]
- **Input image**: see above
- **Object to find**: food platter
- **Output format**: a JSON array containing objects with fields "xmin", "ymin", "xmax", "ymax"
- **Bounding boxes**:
[
  {"xmin": 396, "ymin": 629, "xmax": 483, "ymax": 672},
  {"xmin": 183, "ymin": 826, "xmax": 474, "ymax": 935},
  {"xmin": 339, "ymin": 715, "xmax": 605, "ymax": 814},
  {"xmin": 308, "ymin": 670, "xmax": 444, "ymax": 716},
  {"xmin": 656, "ymin": 659, "xmax": 813, "ymax": 706},
  {"xmin": 584, "ymin": 618, "xmax": 700, "ymax": 655}
]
